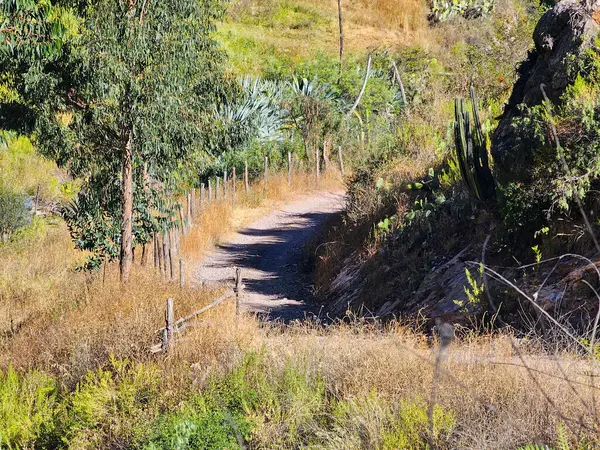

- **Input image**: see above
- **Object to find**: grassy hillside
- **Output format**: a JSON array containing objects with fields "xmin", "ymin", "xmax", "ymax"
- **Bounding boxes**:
[{"xmin": 218, "ymin": 0, "xmax": 430, "ymax": 74}]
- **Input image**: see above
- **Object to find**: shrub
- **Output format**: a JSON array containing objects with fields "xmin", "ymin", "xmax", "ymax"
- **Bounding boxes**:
[
  {"xmin": 58, "ymin": 357, "xmax": 162, "ymax": 449},
  {"xmin": 499, "ymin": 71, "xmax": 600, "ymax": 235},
  {"xmin": 144, "ymin": 395, "xmax": 248, "ymax": 450},
  {"xmin": 0, "ymin": 365, "xmax": 57, "ymax": 449},
  {"xmin": 0, "ymin": 185, "xmax": 30, "ymax": 243}
]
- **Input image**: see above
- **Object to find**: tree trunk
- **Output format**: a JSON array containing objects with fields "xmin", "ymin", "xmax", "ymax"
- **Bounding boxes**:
[{"xmin": 119, "ymin": 130, "xmax": 134, "ymax": 283}]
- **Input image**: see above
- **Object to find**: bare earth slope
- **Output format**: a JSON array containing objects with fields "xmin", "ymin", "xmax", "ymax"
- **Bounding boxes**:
[{"xmin": 194, "ymin": 191, "xmax": 345, "ymax": 321}]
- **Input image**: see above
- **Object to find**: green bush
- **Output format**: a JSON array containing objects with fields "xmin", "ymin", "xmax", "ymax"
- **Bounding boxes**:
[
  {"xmin": 144, "ymin": 395, "xmax": 248, "ymax": 450},
  {"xmin": 500, "ymin": 69, "xmax": 600, "ymax": 235},
  {"xmin": 0, "ymin": 185, "xmax": 30, "ymax": 243},
  {"xmin": 58, "ymin": 357, "xmax": 162, "ymax": 449},
  {"xmin": 0, "ymin": 365, "xmax": 58, "ymax": 449}
]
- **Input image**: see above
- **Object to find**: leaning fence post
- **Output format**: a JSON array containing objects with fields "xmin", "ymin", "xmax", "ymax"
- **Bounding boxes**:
[
  {"xmin": 338, "ymin": 146, "xmax": 345, "ymax": 176},
  {"xmin": 263, "ymin": 156, "xmax": 268, "ymax": 195},
  {"xmin": 244, "ymin": 160, "xmax": 249, "ymax": 192},
  {"xmin": 179, "ymin": 259, "xmax": 184, "ymax": 288},
  {"xmin": 179, "ymin": 203, "xmax": 186, "ymax": 236},
  {"xmin": 161, "ymin": 233, "xmax": 167, "ymax": 277},
  {"xmin": 234, "ymin": 267, "xmax": 242, "ymax": 317},
  {"xmin": 164, "ymin": 298, "xmax": 174, "ymax": 352}
]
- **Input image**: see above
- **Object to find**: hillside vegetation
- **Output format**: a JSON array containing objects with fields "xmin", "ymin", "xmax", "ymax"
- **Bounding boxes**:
[{"xmin": 3, "ymin": 0, "xmax": 600, "ymax": 448}]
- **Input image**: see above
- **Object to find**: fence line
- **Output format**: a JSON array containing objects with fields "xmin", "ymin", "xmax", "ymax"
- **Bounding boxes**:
[{"xmin": 151, "ymin": 269, "xmax": 243, "ymax": 354}]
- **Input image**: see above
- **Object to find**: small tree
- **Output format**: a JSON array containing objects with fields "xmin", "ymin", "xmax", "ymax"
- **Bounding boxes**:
[{"xmin": 32, "ymin": 0, "xmax": 228, "ymax": 281}]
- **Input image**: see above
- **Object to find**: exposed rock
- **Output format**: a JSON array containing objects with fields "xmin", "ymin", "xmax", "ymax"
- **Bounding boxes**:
[{"xmin": 491, "ymin": 0, "xmax": 600, "ymax": 180}]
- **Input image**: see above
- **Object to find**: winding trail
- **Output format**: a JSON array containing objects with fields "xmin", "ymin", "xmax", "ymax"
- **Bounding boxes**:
[{"xmin": 194, "ymin": 191, "xmax": 346, "ymax": 321}]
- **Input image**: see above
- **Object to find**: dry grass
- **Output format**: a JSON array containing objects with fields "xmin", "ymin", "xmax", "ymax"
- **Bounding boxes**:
[
  {"xmin": 0, "ymin": 169, "xmax": 343, "ymax": 384},
  {"xmin": 0, "ymin": 222, "xmax": 86, "ymax": 337},
  {"xmin": 220, "ymin": 0, "xmax": 432, "ymax": 73},
  {"xmin": 1, "ymin": 167, "xmax": 598, "ymax": 447},
  {"xmin": 256, "ymin": 322, "xmax": 600, "ymax": 448}
]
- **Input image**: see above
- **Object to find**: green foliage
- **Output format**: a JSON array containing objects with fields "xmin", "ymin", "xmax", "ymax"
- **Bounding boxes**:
[
  {"xmin": 144, "ymin": 395, "xmax": 247, "ymax": 450},
  {"xmin": 23, "ymin": 0, "xmax": 232, "ymax": 267},
  {"xmin": 430, "ymin": 0, "xmax": 495, "ymax": 22},
  {"xmin": 453, "ymin": 86, "xmax": 495, "ymax": 201},
  {"xmin": 380, "ymin": 398, "xmax": 455, "ymax": 449},
  {"xmin": 57, "ymin": 357, "xmax": 162, "ymax": 448},
  {"xmin": 0, "ymin": 184, "xmax": 30, "ymax": 241},
  {"xmin": 0, "ymin": 365, "xmax": 57, "ymax": 449},
  {"xmin": 0, "ymin": 0, "xmax": 67, "ymax": 62},
  {"xmin": 500, "ymin": 54, "xmax": 600, "ymax": 234}
]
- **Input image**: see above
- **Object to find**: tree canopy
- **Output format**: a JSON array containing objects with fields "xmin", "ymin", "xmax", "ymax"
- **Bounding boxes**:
[{"xmin": 4, "ymin": 0, "xmax": 231, "ymax": 279}]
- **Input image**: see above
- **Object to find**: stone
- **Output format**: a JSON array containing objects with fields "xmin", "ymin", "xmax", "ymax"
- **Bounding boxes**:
[{"xmin": 491, "ymin": 0, "xmax": 600, "ymax": 180}]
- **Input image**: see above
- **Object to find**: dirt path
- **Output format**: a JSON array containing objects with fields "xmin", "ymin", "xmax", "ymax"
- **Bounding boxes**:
[{"xmin": 194, "ymin": 191, "xmax": 346, "ymax": 321}]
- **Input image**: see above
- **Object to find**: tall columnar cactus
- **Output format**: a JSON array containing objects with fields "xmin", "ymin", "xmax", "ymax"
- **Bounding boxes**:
[{"xmin": 454, "ymin": 86, "xmax": 496, "ymax": 201}]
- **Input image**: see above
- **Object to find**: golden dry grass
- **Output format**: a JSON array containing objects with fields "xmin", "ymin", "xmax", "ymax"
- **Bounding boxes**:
[
  {"xmin": 254, "ymin": 323, "xmax": 600, "ymax": 448},
  {"xmin": 220, "ymin": 0, "xmax": 432, "ymax": 73},
  {"xmin": 0, "ymin": 169, "xmax": 343, "ymax": 382}
]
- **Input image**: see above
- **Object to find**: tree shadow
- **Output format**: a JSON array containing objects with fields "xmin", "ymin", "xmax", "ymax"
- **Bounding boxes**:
[{"xmin": 204, "ymin": 210, "xmax": 340, "ymax": 322}]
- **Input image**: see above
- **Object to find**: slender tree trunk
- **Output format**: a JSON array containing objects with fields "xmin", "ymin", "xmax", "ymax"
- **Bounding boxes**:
[
  {"xmin": 337, "ymin": 0, "xmax": 344, "ymax": 83},
  {"xmin": 120, "ymin": 130, "xmax": 134, "ymax": 283},
  {"xmin": 141, "ymin": 243, "xmax": 149, "ymax": 266}
]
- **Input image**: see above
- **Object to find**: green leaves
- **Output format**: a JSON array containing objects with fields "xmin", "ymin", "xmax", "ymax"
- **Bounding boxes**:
[
  {"xmin": 26, "ymin": 0, "xmax": 231, "ymax": 267},
  {"xmin": 0, "ymin": 0, "xmax": 67, "ymax": 62}
]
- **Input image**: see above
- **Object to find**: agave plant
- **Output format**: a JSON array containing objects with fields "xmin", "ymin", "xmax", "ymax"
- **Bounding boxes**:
[
  {"xmin": 216, "ymin": 76, "xmax": 287, "ymax": 144},
  {"xmin": 454, "ymin": 86, "xmax": 495, "ymax": 201}
]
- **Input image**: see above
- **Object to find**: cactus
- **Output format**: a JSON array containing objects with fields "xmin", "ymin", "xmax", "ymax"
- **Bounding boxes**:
[
  {"xmin": 453, "ymin": 86, "xmax": 495, "ymax": 201},
  {"xmin": 429, "ymin": 0, "xmax": 495, "ymax": 23}
]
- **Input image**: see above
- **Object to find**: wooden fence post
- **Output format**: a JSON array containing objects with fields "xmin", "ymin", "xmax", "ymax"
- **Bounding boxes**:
[
  {"xmin": 163, "ymin": 298, "xmax": 174, "ymax": 352},
  {"xmin": 216, "ymin": 177, "xmax": 220, "ymax": 200},
  {"xmin": 187, "ymin": 192, "xmax": 192, "ymax": 222},
  {"xmin": 33, "ymin": 185, "xmax": 40, "ymax": 214},
  {"xmin": 244, "ymin": 160, "xmax": 249, "ymax": 192},
  {"xmin": 161, "ymin": 233, "xmax": 167, "ymax": 277},
  {"xmin": 208, "ymin": 180, "xmax": 212, "ymax": 201},
  {"xmin": 179, "ymin": 259, "xmax": 184, "ymax": 288},
  {"xmin": 288, "ymin": 152, "xmax": 292, "ymax": 186},
  {"xmin": 168, "ymin": 231, "xmax": 174, "ymax": 280},
  {"xmin": 201, "ymin": 183, "xmax": 205, "ymax": 208},
  {"xmin": 234, "ymin": 267, "xmax": 242, "ymax": 317},
  {"xmin": 264, "ymin": 156, "xmax": 268, "ymax": 195},
  {"xmin": 179, "ymin": 203, "xmax": 186, "ymax": 236},
  {"xmin": 316, "ymin": 147, "xmax": 321, "ymax": 181},
  {"xmin": 153, "ymin": 233, "xmax": 159, "ymax": 269},
  {"xmin": 191, "ymin": 189, "xmax": 196, "ymax": 217},
  {"xmin": 223, "ymin": 169, "xmax": 228, "ymax": 197},
  {"xmin": 338, "ymin": 146, "xmax": 345, "ymax": 176},
  {"xmin": 232, "ymin": 166, "xmax": 236, "ymax": 207}
]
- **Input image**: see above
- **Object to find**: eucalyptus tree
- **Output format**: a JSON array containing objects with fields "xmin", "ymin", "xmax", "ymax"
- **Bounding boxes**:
[
  {"xmin": 0, "ymin": 0, "xmax": 68, "ymax": 134},
  {"xmin": 34, "ymin": 0, "xmax": 229, "ymax": 281}
]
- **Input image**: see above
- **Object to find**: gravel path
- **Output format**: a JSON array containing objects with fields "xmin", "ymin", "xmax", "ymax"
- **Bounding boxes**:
[{"xmin": 194, "ymin": 191, "xmax": 346, "ymax": 321}]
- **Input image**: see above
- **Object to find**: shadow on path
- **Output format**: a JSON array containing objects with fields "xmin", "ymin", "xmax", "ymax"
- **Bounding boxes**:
[{"xmin": 195, "ymin": 193, "xmax": 345, "ymax": 321}]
